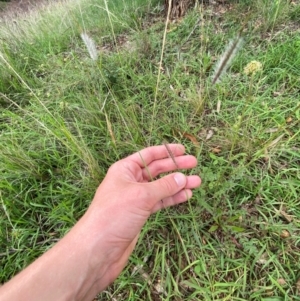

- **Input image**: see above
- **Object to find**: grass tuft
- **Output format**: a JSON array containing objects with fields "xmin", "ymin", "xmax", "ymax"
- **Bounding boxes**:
[{"xmin": 1, "ymin": 0, "xmax": 300, "ymax": 299}]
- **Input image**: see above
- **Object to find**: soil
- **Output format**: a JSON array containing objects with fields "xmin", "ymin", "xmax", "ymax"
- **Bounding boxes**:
[
  {"xmin": 0, "ymin": 1, "xmax": 233, "ymax": 19},
  {"xmin": 0, "ymin": 0, "xmax": 48, "ymax": 17}
]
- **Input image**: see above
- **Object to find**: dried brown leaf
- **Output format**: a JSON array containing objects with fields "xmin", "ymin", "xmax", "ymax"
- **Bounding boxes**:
[
  {"xmin": 277, "ymin": 278, "xmax": 287, "ymax": 286},
  {"xmin": 105, "ymin": 112, "xmax": 116, "ymax": 145},
  {"xmin": 182, "ymin": 132, "xmax": 200, "ymax": 147},
  {"xmin": 276, "ymin": 209, "xmax": 293, "ymax": 223},
  {"xmin": 296, "ymin": 279, "xmax": 300, "ymax": 291},
  {"xmin": 211, "ymin": 146, "xmax": 222, "ymax": 154},
  {"xmin": 280, "ymin": 230, "xmax": 290, "ymax": 238}
]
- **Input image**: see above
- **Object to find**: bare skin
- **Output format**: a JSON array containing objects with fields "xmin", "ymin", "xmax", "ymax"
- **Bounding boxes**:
[{"xmin": 0, "ymin": 144, "xmax": 201, "ymax": 301}]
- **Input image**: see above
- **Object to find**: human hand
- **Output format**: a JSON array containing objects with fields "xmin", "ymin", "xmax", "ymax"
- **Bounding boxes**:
[
  {"xmin": 80, "ymin": 144, "xmax": 201, "ymax": 292},
  {"xmin": 0, "ymin": 144, "xmax": 201, "ymax": 301}
]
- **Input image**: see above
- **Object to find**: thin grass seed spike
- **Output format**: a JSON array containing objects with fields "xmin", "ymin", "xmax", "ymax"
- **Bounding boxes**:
[
  {"xmin": 212, "ymin": 36, "xmax": 243, "ymax": 84},
  {"xmin": 164, "ymin": 142, "xmax": 179, "ymax": 169}
]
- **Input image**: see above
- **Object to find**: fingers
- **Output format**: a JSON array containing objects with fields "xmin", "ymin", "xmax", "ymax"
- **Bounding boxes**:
[
  {"xmin": 142, "ymin": 155, "xmax": 198, "ymax": 181},
  {"xmin": 139, "ymin": 172, "xmax": 186, "ymax": 210},
  {"xmin": 145, "ymin": 173, "xmax": 201, "ymax": 208},
  {"xmin": 151, "ymin": 190, "xmax": 192, "ymax": 213},
  {"xmin": 125, "ymin": 144, "xmax": 185, "ymax": 168},
  {"xmin": 184, "ymin": 175, "xmax": 202, "ymax": 189},
  {"xmin": 150, "ymin": 175, "xmax": 201, "ymax": 213}
]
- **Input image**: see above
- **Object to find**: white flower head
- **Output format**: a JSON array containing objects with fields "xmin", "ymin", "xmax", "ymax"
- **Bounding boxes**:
[{"xmin": 244, "ymin": 61, "xmax": 263, "ymax": 76}]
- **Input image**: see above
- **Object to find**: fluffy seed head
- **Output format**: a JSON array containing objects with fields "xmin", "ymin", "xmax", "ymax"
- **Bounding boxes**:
[
  {"xmin": 80, "ymin": 32, "xmax": 98, "ymax": 61},
  {"xmin": 212, "ymin": 37, "xmax": 243, "ymax": 84}
]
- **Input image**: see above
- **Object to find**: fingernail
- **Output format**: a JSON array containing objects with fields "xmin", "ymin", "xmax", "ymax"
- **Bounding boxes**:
[{"xmin": 174, "ymin": 173, "xmax": 186, "ymax": 187}]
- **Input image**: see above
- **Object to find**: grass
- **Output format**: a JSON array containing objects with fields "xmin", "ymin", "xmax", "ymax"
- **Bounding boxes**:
[{"xmin": 1, "ymin": 0, "xmax": 300, "ymax": 299}]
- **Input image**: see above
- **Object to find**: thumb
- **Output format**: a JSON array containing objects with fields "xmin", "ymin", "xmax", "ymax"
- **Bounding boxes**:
[{"xmin": 148, "ymin": 172, "xmax": 186, "ymax": 202}]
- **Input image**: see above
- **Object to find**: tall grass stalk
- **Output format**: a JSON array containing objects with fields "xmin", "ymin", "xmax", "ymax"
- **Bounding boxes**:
[{"xmin": 149, "ymin": 0, "xmax": 173, "ymax": 141}]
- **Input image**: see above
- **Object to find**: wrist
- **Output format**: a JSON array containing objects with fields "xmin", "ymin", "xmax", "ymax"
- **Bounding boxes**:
[
  {"xmin": 64, "ymin": 213, "xmax": 113, "ymax": 296},
  {"xmin": 70, "ymin": 204, "xmax": 131, "ymax": 292}
]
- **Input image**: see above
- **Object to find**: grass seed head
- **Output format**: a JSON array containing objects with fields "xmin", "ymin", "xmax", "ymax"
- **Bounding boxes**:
[
  {"xmin": 80, "ymin": 32, "xmax": 98, "ymax": 61},
  {"xmin": 212, "ymin": 36, "xmax": 243, "ymax": 84}
]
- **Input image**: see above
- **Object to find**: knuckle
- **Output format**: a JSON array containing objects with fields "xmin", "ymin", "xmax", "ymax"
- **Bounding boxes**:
[{"xmin": 108, "ymin": 161, "xmax": 121, "ymax": 173}]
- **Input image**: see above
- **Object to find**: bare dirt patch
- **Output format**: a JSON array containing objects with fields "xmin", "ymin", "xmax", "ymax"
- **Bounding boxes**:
[{"xmin": 0, "ymin": 0, "xmax": 51, "ymax": 18}]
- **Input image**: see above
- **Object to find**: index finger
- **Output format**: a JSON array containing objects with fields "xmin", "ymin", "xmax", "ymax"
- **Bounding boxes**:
[{"xmin": 125, "ymin": 144, "xmax": 185, "ymax": 168}]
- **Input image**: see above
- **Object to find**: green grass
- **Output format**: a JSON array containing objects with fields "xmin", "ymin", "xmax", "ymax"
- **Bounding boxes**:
[{"xmin": 1, "ymin": 0, "xmax": 300, "ymax": 300}]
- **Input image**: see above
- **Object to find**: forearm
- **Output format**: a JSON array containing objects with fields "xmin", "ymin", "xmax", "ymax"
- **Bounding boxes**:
[{"xmin": 0, "ymin": 214, "xmax": 111, "ymax": 301}]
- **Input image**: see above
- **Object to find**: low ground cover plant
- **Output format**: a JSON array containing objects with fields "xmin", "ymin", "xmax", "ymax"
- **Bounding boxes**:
[{"xmin": 0, "ymin": 0, "xmax": 300, "ymax": 299}]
